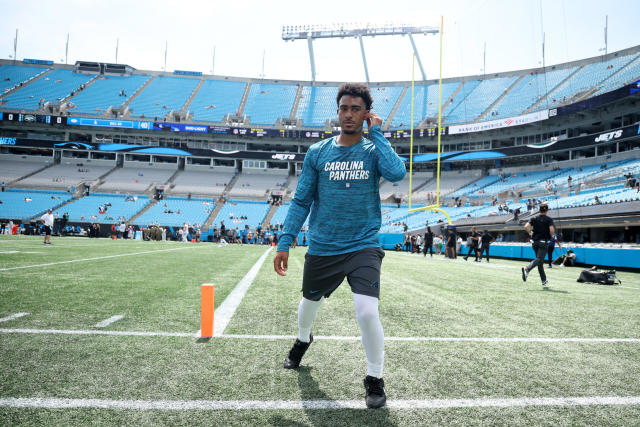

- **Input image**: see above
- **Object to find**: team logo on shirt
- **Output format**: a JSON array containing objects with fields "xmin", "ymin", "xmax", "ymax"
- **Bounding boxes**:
[{"xmin": 324, "ymin": 161, "xmax": 370, "ymax": 181}]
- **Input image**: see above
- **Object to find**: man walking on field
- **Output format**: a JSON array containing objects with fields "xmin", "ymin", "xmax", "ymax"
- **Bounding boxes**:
[{"xmin": 274, "ymin": 83, "xmax": 406, "ymax": 409}]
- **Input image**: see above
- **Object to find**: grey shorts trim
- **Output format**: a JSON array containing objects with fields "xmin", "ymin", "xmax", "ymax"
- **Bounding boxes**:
[{"xmin": 301, "ymin": 247, "xmax": 385, "ymax": 301}]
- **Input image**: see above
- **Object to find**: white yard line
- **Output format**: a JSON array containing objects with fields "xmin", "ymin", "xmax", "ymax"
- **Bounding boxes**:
[
  {"xmin": 0, "ymin": 247, "xmax": 198, "ymax": 271},
  {"xmin": 0, "ymin": 312, "xmax": 29, "ymax": 323},
  {"xmin": 0, "ymin": 395, "xmax": 639, "ymax": 411},
  {"xmin": 213, "ymin": 247, "xmax": 273, "ymax": 336},
  {"xmin": 93, "ymin": 315, "xmax": 124, "ymax": 328},
  {"xmin": 2, "ymin": 328, "xmax": 639, "ymax": 343}
]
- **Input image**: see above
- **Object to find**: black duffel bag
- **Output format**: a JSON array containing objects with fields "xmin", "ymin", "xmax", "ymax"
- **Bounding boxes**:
[{"xmin": 577, "ymin": 268, "xmax": 621, "ymax": 285}]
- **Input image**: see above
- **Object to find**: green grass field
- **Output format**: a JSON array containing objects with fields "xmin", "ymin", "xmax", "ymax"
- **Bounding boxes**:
[{"xmin": 1, "ymin": 235, "xmax": 639, "ymax": 425}]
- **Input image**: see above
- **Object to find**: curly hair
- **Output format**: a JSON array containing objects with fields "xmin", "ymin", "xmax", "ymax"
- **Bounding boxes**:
[{"xmin": 336, "ymin": 83, "xmax": 373, "ymax": 110}]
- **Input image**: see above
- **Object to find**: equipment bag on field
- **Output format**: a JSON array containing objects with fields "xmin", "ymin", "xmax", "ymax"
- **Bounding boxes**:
[{"xmin": 576, "ymin": 268, "xmax": 621, "ymax": 285}]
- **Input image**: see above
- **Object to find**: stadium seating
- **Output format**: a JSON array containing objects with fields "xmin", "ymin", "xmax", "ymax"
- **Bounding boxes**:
[
  {"xmin": 57, "ymin": 193, "xmax": 150, "ymax": 223},
  {"xmin": 17, "ymin": 163, "xmax": 112, "ymax": 189},
  {"xmin": 445, "ymin": 76, "xmax": 519, "ymax": 124},
  {"xmin": 489, "ymin": 67, "xmax": 578, "ymax": 119},
  {"xmin": 68, "ymin": 74, "xmax": 151, "ymax": 115},
  {"xmin": 594, "ymin": 54, "xmax": 640, "ymax": 96},
  {"xmin": 127, "ymin": 76, "xmax": 200, "ymax": 119},
  {"xmin": 0, "ymin": 157, "xmax": 51, "ymax": 183},
  {"xmin": 369, "ymin": 86, "xmax": 404, "ymax": 123},
  {"xmin": 440, "ymin": 80, "xmax": 481, "ymax": 122},
  {"xmin": 269, "ymin": 202, "xmax": 309, "ymax": 228},
  {"xmin": 391, "ymin": 81, "xmax": 460, "ymax": 128},
  {"xmin": 133, "ymin": 197, "xmax": 214, "ymax": 227},
  {"xmin": 2, "ymin": 69, "xmax": 94, "ymax": 111},
  {"xmin": 211, "ymin": 200, "xmax": 270, "ymax": 230},
  {"xmin": 243, "ymin": 83, "xmax": 298, "ymax": 125},
  {"xmin": 0, "ymin": 189, "xmax": 72, "ymax": 221},
  {"xmin": 228, "ymin": 171, "xmax": 288, "ymax": 198},
  {"xmin": 296, "ymin": 85, "xmax": 339, "ymax": 127},
  {"xmin": 189, "ymin": 79, "xmax": 246, "ymax": 122},
  {"xmin": 97, "ymin": 167, "xmax": 175, "ymax": 192},
  {"xmin": 170, "ymin": 169, "xmax": 234, "ymax": 196},
  {"xmin": 547, "ymin": 53, "xmax": 638, "ymax": 105},
  {"xmin": 0, "ymin": 64, "xmax": 49, "ymax": 94}
]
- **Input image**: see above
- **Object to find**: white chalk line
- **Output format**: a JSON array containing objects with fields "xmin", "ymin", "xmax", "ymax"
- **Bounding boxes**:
[
  {"xmin": 1, "ymin": 328, "xmax": 639, "ymax": 343},
  {"xmin": 0, "ymin": 312, "xmax": 29, "ymax": 323},
  {"xmin": 213, "ymin": 247, "xmax": 273, "ymax": 336},
  {"xmin": 0, "ymin": 246, "xmax": 201, "ymax": 271},
  {"xmin": 93, "ymin": 315, "xmax": 124, "ymax": 328},
  {"xmin": 1, "ymin": 395, "xmax": 639, "ymax": 411}
]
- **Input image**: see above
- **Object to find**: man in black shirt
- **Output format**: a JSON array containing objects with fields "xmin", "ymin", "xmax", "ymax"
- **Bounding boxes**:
[
  {"xmin": 521, "ymin": 203, "xmax": 555, "ymax": 287},
  {"xmin": 423, "ymin": 227, "xmax": 434, "ymax": 257},
  {"xmin": 479, "ymin": 230, "xmax": 494, "ymax": 262},
  {"xmin": 464, "ymin": 226, "xmax": 480, "ymax": 262}
]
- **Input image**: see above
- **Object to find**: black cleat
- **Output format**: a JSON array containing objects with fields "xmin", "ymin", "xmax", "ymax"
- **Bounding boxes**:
[
  {"xmin": 283, "ymin": 334, "xmax": 313, "ymax": 369},
  {"xmin": 364, "ymin": 375, "xmax": 387, "ymax": 408},
  {"xmin": 521, "ymin": 267, "xmax": 528, "ymax": 282},
  {"xmin": 541, "ymin": 280, "xmax": 548, "ymax": 287}
]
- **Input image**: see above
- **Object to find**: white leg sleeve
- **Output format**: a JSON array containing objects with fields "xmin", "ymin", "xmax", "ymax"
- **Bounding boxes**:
[
  {"xmin": 353, "ymin": 293, "xmax": 384, "ymax": 378},
  {"xmin": 297, "ymin": 297, "xmax": 323, "ymax": 343}
]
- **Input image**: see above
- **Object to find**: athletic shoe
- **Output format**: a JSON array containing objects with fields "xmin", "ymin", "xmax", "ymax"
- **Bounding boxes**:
[
  {"xmin": 283, "ymin": 334, "xmax": 313, "ymax": 369},
  {"xmin": 521, "ymin": 267, "xmax": 528, "ymax": 282},
  {"xmin": 364, "ymin": 375, "xmax": 387, "ymax": 409},
  {"xmin": 541, "ymin": 280, "xmax": 548, "ymax": 287},
  {"xmin": 463, "ymin": 257, "xmax": 468, "ymax": 261},
  {"xmin": 560, "ymin": 264, "xmax": 565, "ymax": 268}
]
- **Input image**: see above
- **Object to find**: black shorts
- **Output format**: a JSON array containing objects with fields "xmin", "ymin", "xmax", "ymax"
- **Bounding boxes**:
[
  {"xmin": 44, "ymin": 225, "xmax": 51, "ymax": 236},
  {"xmin": 302, "ymin": 247, "xmax": 385, "ymax": 301}
]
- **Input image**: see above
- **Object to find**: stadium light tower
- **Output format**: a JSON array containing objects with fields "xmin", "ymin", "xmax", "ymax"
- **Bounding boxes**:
[{"xmin": 282, "ymin": 23, "xmax": 438, "ymax": 82}]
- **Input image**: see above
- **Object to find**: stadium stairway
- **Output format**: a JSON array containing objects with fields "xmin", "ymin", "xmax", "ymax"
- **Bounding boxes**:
[
  {"xmin": 524, "ymin": 66, "xmax": 583, "ymax": 113},
  {"xmin": 0, "ymin": 68, "xmax": 54, "ymax": 102},
  {"xmin": 289, "ymin": 85, "xmax": 304, "ymax": 120},
  {"xmin": 201, "ymin": 199, "xmax": 225, "ymax": 232},
  {"xmin": 164, "ymin": 169, "xmax": 183, "ymax": 192},
  {"xmin": 475, "ymin": 75, "xmax": 525, "ymax": 122},
  {"xmin": 383, "ymin": 86, "xmax": 408, "ymax": 130},
  {"xmin": 60, "ymin": 74, "xmax": 101, "ymax": 113},
  {"xmin": 113, "ymin": 75, "xmax": 156, "ymax": 119},
  {"xmin": 261, "ymin": 203, "xmax": 279, "ymax": 230},
  {"xmin": 180, "ymin": 78, "xmax": 205, "ymax": 119},
  {"xmin": 127, "ymin": 198, "xmax": 159, "ymax": 224},
  {"xmin": 237, "ymin": 82, "xmax": 252, "ymax": 116}
]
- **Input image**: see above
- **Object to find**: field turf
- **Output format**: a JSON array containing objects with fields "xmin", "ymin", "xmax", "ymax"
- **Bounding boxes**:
[{"xmin": 1, "ymin": 235, "xmax": 639, "ymax": 425}]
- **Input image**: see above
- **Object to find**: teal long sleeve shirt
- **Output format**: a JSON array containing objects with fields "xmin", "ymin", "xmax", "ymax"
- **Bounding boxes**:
[{"xmin": 277, "ymin": 125, "xmax": 406, "ymax": 255}]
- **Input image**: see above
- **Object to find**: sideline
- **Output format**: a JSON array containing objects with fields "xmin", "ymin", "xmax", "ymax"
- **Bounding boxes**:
[
  {"xmin": 0, "ymin": 246, "xmax": 201, "ymax": 271},
  {"xmin": 1, "ymin": 328, "xmax": 639, "ymax": 343},
  {"xmin": 1, "ymin": 395, "xmax": 639, "ymax": 411}
]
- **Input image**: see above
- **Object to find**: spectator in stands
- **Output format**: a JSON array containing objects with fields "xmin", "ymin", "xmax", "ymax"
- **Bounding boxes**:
[
  {"xmin": 1, "ymin": 182, "xmax": 5, "ymax": 192},
  {"xmin": 594, "ymin": 195, "xmax": 602, "ymax": 205}
]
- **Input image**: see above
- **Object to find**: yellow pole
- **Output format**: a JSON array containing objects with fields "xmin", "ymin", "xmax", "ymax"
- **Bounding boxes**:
[
  {"xmin": 436, "ymin": 15, "xmax": 444, "ymax": 207},
  {"xmin": 409, "ymin": 54, "xmax": 415, "ymax": 211}
]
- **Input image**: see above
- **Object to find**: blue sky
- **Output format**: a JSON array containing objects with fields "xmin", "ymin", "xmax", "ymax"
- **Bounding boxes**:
[{"xmin": 1, "ymin": 0, "xmax": 638, "ymax": 82}]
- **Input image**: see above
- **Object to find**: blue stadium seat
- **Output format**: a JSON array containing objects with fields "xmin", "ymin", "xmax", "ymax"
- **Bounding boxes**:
[
  {"xmin": 244, "ymin": 83, "xmax": 298, "ymax": 125},
  {"xmin": 189, "ymin": 80, "xmax": 246, "ymax": 122},
  {"xmin": 128, "ymin": 76, "xmax": 200, "ymax": 119}
]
